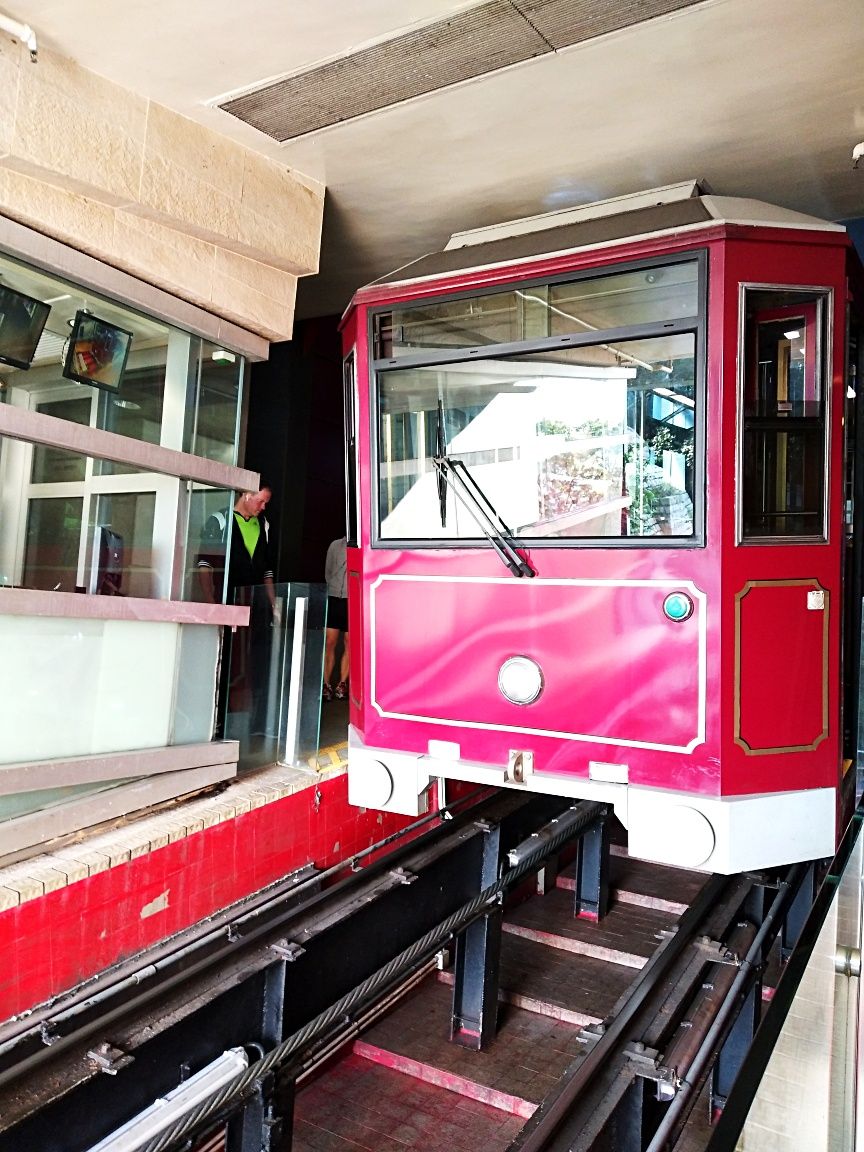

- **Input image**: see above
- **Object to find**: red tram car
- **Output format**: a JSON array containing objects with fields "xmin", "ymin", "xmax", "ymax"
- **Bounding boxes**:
[{"xmin": 339, "ymin": 180, "xmax": 864, "ymax": 873}]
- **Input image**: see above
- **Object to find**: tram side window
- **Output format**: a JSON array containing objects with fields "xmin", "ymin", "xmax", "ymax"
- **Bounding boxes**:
[{"xmin": 740, "ymin": 289, "xmax": 828, "ymax": 540}]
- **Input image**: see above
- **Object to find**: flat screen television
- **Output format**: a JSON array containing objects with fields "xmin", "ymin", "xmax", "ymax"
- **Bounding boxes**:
[
  {"xmin": 62, "ymin": 311, "xmax": 133, "ymax": 393},
  {"xmin": 0, "ymin": 284, "xmax": 51, "ymax": 370}
]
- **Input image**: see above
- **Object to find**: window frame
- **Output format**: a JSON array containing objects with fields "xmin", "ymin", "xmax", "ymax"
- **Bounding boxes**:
[
  {"xmin": 343, "ymin": 348, "xmax": 359, "ymax": 547},
  {"xmin": 368, "ymin": 249, "xmax": 708, "ymax": 550},
  {"xmin": 736, "ymin": 282, "xmax": 833, "ymax": 546}
]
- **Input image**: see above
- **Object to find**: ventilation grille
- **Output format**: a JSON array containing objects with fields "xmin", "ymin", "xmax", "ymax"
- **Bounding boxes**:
[{"xmin": 220, "ymin": 0, "xmax": 705, "ymax": 142}]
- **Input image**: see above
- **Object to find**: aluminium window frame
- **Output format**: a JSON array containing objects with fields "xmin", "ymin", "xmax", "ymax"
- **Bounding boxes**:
[
  {"xmin": 735, "ymin": 282, "xmax": 834, "ymax": 546},
  {"xmin": 368, "ymin": 249, "xmax": 708, "ymax": 550}
]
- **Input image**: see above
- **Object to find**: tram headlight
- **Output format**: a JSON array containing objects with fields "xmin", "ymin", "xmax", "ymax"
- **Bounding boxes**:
[{"xmin": 498, "ymin": 656, "xmax": 544, "ymax": 705}]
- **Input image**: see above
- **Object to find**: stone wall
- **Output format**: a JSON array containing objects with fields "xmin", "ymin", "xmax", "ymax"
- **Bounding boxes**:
[{"xmin": 0, "ymin": 40, "xmax": 324, "ymax": 341}]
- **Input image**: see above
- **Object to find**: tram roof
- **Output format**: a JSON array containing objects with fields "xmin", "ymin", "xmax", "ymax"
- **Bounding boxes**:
[{"xmin": 363, "ymin": 181, "xmax": 847, "ymax": 295}]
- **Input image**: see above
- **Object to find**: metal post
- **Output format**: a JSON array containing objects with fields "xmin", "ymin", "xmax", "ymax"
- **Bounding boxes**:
[
  {"xmin": 278, "ymin": 595, "xmax": 308, "ymax": 766},
  {"xmin": 611, "ymin": 1076, "xmax": 646, "ymax": 1152},
  {"xmin": 711, "ymin": 982, "xmax": 760, "ymax": 1117},
  {"xmin": 450, "ymin": 822, "xmax": 503, "ymax": 1050},
  {"xmin": 536, "ymin": 853, "xmax": 559, "ymax": 896},
  {"xmin": 782, "ymin": 860, "xmax": 815, "ymax": 958},
  {"xmin": 574, "ymin": 818, "xmax": 610, "ymax": 921},
  {"xmin": 263, "ymin": 1069, "xmax": 296, "ymax": 1152},
  {"xmin": 226, "ymin": 1083, "xmax": 267, "ymax": 1152}
]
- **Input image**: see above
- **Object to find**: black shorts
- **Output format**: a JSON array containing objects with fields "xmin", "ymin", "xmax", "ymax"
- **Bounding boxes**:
[{"xmin": 327, "ymin": 596, "xmax": 348, "ymax": 632}]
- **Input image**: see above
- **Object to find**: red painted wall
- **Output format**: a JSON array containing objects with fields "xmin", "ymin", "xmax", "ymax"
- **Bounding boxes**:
[{"xmin": 0, "ymin": 774, "xmax": 416, "ymax": 1022}]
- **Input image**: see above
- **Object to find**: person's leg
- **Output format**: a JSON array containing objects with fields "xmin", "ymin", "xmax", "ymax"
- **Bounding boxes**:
[
  {"xmin": 323, "ymin": 627, "xmax": 339, "ymax": 700},
  {"xmin": 339, "ymin": 630, "xmax": 350, "ymax": 683}
]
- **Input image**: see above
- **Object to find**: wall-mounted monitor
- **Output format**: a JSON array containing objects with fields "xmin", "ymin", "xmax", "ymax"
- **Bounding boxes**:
[
  {"xmin": 0, "ymin": 284, "xmax": 51, "ymax": 369},
  {"xmin": 62, "ymin": 311, "xmax": 133, "ymax": 393}
]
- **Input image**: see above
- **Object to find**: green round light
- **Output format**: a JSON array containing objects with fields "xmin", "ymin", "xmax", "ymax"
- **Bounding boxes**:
[{"xmin": 663, "ymin": 592, "xmax": 693, "ymax": 622}]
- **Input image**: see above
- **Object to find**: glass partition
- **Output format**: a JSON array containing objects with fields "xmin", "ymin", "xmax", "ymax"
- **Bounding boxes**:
[
  {"xmin": 0, "ymin": 249, "xmax": 245, "ymax": 476},
  {"xmin": 184, "ymin": 340, "xmax": 244, "ymax": 464},
  {"xmin": 22, "ymin": 495, "xmax": 83, "ymax": 591},
  {"xmin": 96, "ymin": 360, "xmax": 167, "ymax": 476},
  {"xmin": 226, "ymin": 582, "xmax": 327, "ymax": 773},
  {"xmin": 31, "ymin": 395, "xmax": 91, "ymax": 482},
  {"xmin": 0, "ymin": 434, "xmax": 233, "ymax": 600},
  {"xmin": 0, "ymin": 614, "xmax": 218, "ymax": 763},
  {"xmin": 90, "ymin": 491, "xmax": 157, "ymax": 598},
  {"xmin": 183, "ymin": 486, "xmax": 234, "ymax": 604}
]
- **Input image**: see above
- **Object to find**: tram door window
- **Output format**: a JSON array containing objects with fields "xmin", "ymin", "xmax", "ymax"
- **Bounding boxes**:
[{"xmin": 740, "ymin": 290, "xmax": 828, "ymax": 541}]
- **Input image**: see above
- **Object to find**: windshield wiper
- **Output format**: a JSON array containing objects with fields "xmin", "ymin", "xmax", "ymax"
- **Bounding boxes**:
[
  {"xmin": 432, "ymin": 454, "xmax": 535, "ymax": 578},
  {"xmin": 435, "ymin": 399, "xmax": 448, "ymax": 529}
]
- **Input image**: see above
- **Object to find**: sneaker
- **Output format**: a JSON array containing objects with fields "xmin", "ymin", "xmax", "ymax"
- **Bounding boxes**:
[
  {"xmin": 322, "ymin": 682, "xmax": 333, "ymax": 703},
  {"xmin": 334, "ymin": 680, "xmax": 348, "ymax": 700}
]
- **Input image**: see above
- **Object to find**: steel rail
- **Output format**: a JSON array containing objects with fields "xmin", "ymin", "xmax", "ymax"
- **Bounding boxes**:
[
  {"xmin": 706, "ymin": 806, "xmax": 864, "ymax": 1151},
  {"xmin": 127, "ymin": 801, "xmax": 607, "ymax": 1152},
  {"xmin": 645, "ymin": 862, "xmax": 807, "ymax": 1152},
  {"xmin": 508, "ymin": 870, "xmax": 747, "ymax": 1152},
  {"xmin": 0, "ymin": 783, "xmax": 492, "ymax": 1084}
]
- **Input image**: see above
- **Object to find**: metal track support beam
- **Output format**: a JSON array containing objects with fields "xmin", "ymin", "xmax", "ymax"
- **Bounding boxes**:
[
  {"xmin": 711, "ymin": 982, "xmax": 760, "ymax": 1118},
  {"xmin": 451, "ymin": 821, "xmax": 503, "ymax": 1050},
  {"xmin": 782, "ymin": 860, "xmax": 816, "ymax": 959},
  {"xmin": 573, "ymin": 818, "xmax": 610, "ymax": 921}
]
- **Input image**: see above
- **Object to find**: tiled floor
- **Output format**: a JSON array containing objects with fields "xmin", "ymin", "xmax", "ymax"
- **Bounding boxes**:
[{"xmin": 295, "ymin": 1054, "xmax": 526, "ymax": 1151}]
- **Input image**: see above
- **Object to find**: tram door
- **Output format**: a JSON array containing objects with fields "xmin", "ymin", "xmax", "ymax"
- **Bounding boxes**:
[{"xmin": 844, "ymin": 316, "xmax": 864, "ymax": 790}]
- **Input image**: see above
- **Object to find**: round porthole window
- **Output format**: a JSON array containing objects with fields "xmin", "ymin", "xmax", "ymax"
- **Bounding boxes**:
[{"xmin": 498, "ymin": 656, "xmax": 544, "ymax": 705}]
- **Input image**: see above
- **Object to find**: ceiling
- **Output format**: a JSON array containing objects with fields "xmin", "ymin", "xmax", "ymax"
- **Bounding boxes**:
[{"xmin": 5, "ymin": 0, "xmax": 864, "ymax": 325}]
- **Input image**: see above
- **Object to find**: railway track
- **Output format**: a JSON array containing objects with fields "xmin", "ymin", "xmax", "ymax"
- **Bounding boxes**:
[
  {"xmin": 0, "ymin": 793, "xmax": 814, "ymax": 1152},
  {"xmin": 287, "ymin": 851, "xmax": 785, "ymax": 1152}
]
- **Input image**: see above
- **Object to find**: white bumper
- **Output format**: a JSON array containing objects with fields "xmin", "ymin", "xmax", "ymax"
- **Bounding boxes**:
[{"xmin": 347, "ymin": 726, "xmax": 836, "ymax": 873}]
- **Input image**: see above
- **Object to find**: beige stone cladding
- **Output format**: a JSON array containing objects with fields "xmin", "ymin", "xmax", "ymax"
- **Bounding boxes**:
[{"xmin": 0, "ymin": 40, "xmax": 323, "ymax": 341}]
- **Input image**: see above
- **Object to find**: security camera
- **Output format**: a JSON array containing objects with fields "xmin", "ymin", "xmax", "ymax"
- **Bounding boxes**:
[{"xmin": 853, "ymin": 142, "xmax": 864, "ymax": 169}]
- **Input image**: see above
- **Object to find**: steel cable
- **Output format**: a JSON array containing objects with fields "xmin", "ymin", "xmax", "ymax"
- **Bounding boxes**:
[{"xmin": 132, "ymin": 800, "xmax": 605, "ymax": 1152}]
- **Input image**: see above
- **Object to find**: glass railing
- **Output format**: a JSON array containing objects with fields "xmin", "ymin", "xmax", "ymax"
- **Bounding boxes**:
[
  {"xmin": 706, "ymin": 800, "xmax": 864, "ymax": 1152},
  {"xmin": 225, "ymin": 582, "xmax": 327, "ymax": 773}
]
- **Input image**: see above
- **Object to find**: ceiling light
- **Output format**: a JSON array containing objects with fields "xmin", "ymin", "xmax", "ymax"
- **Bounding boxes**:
[
  {"xmin": 211, "ymin": 349, "xmax": 236, "ymax": 364},
  {"xmin": 783, "ymin": 329, "xmax": 801, "ymax": 340},
  {"xmin": 44, "ymin": 294, "xmax": 71, "ymax": 305}
]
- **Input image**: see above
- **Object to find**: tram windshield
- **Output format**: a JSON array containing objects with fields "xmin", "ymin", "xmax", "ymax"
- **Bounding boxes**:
[
  {"xmin": 377, "ymin": 334, "xmax": 696, "ymax": 542},
  {"xmin": 374, "ymin": 262, "xmax": 699, "ymax": 359}
]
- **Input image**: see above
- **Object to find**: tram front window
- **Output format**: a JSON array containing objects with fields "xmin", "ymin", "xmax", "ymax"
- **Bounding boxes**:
[
  {"xmin": 374, "ymin": 261, "xmax": 700, "ymax": 358},
  {"xmin": 376, "ymin": 334, "xmax": 696, "ymax": 542}
]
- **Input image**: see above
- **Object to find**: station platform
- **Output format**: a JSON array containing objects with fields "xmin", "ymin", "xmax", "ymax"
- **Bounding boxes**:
[{"xmin": 0, "ymin": 702, "xmax": 417, "ymax": 1022}]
